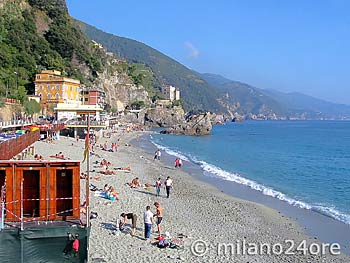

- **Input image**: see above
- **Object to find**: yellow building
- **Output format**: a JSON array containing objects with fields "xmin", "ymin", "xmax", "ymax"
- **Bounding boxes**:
[{"xmin": 34, "ymin": 70, "xmax": 81, "ymax": 106}]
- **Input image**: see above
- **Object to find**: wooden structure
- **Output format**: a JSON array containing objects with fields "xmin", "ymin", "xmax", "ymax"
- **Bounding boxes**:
[
  {"xmin": 0, "ymin": 131, "xmax": 40, "ymax": 160},
  {"xmin": 0, "ymin": 160, "xmax": 80, "ymax": 222}
]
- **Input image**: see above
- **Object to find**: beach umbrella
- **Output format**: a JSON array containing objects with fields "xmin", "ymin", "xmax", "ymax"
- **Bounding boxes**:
[
  {"xmin": 30, "ymin": 127, "xmax": 39, "ymax": 132},
  {"xmin": 15, "ymin": 130, "xmax": 26, "ymax": 134}
]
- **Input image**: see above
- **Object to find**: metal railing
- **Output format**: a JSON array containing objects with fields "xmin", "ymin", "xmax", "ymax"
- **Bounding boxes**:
[{"xmin": 0, "ymin": 120, "xmax": 34, "ymax": 129}]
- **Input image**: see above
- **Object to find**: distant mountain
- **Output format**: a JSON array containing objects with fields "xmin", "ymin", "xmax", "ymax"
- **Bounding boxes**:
[
  {"xmin": 200, "ymin": 73, "xmax": 287, "ymax": 118},
  {"xmin": 261, "ymin": 89, "xmax": 350, "ymax": 119},
  {"xmin": 201, "ymin": 73, "xmax": 350, "ymax": 120},
  {"xmin": 75, "ymin": 20, "xmax": 224, "ymax": 113}
]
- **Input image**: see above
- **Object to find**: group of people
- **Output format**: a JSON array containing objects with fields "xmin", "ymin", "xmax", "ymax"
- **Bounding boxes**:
[
  {"xmin": 101, "ymin": 141, "xmax": 118, "ymax": 152},
  {"xmin": 120, "ymin": 202, "xmax": 163, "ymax": 242},
  {"xmin": 174, "ymin": 158, "xmax": 183, "ymax": 168},
  {"xmin": 154, "ymin": 149, "xmax": 161, "ymax": 160},
  {"xmin": 155, "ymin": 176, "xmax": 173, "ymax": 198}
]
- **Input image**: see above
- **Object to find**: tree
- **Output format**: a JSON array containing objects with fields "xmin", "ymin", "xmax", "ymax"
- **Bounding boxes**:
[
  {"xmin": 131, "ymin": 100, "xmax": 145, "ymax": 110},
  {"xmin": 24, "ymin": 99, "xmax": 41, "ymax": 115}
]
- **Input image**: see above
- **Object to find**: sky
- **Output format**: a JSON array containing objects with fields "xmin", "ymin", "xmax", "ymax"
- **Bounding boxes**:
[{"xmin": 66, "ymin": 0, "xmax": 350, "ymax": 105}]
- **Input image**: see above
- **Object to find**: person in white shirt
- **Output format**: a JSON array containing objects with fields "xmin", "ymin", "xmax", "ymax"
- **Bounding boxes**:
[
  {"xmin": 144, "ymin": 206, "xmax": 154, "ymax": 241},
  {"xmin": 165, "ymin": 176, "xmax": 173, "ymax": 198}
]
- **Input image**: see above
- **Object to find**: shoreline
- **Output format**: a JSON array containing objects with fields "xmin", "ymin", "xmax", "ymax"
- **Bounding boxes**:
[
  {"xmin": 32, "ymin": 129, "xmax": 349, "ymax": 262},
  {"xmin": 134, "ymin": 132, "xmax": 350, "ymax": 255}
]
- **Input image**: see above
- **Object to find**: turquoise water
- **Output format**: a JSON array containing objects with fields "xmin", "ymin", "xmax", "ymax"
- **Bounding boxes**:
[{"xmin": 150, "ymin": 121, "xmax": 350, "ymax": 224}]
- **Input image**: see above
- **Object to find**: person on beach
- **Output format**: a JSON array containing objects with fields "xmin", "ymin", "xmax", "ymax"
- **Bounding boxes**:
[
  {"xmin": 120, "ymin": 212, "xmax": 137, "ymax": 235},
  {"xmin": 178, "ymin": 159, "xmax": 183, "ymax": 168},
  {"xmin": 165, "ymin": 176, "xmax": 173, "ymax": 198},
  {"xmin": 153, "ymin": 202, "xmax": 163, "ymax": 235},
  {"xmin": 154, "ymin": 149, "xmax": 161, "ymax": 160},
  {"xmin": 144, "ymin": 206, "xmax": 154, "ymax": 241},
  {"xmin": 128, "ymin": 177, "xmax": 141, "ymax": 188},
  {"xmin": 155, "ymin": 178, "xmax": 162, "ymax": 196},
  {"xmin": 174, "ymin": 158, "xmax": 179, "ymax": 168}
]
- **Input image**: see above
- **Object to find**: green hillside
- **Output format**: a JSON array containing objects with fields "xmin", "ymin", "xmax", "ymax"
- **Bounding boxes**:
[
  {"xmin": 0, "ymin": 0, "xmax": 105, "ymax": 103},
  {"xmin": 75, "ymin": 20, "xmax": 224, "ymax": 113}
]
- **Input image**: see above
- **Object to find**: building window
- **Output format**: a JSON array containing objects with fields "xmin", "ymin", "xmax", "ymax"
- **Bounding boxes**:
[
  {"xmin": 38, "ymin": 93, "xmax": 42, "ymax": 98},
  {"xmin": 55, "ymin": 93, "xmax": 59, "ymax": 99},
  {"xmin": 47, "ymin": 93, "xmax": 51, "ymax": 99},
  {"xmin": 48, "ymin": 85, "xmax": 51, "ymax": 90},
  {"xmin": 85, "ymin": 98, "xmax": 88, "ymax": 102},
  {"xmin": 70, "ymin": 86, "xmax": 73, "ymax": 91},
  {"xmin": 56, "ymin": 85, "xmax": 60, "ymax": 90},
  {"xmin": 39, "ymin": 85, "xmax": 43, "ymax": 90}
]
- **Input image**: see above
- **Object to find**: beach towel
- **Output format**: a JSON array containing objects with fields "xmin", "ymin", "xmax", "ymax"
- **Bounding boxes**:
[{"xmin": 94, "ymin": 191, "xmax": 116, "ymax": 201}]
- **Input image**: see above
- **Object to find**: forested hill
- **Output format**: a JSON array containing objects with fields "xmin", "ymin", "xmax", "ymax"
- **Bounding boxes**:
[
  {"xmin": 75, "ymin": 20, "xmax": 224, "ymax": 113},
  {"xmin": 0, "ymin": 0, "xmax": 103, "ymax": 102}
]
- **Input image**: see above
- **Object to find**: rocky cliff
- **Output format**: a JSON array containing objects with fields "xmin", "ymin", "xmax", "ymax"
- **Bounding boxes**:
[{"xmin": 160, "ymin": 112, "xmax": 212, "ymax": 136}]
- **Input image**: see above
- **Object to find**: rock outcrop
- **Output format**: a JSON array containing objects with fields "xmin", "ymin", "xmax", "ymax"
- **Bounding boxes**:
[{"xmin": 160, "ymin": 112, "xmax": 212, "ymax": 136}]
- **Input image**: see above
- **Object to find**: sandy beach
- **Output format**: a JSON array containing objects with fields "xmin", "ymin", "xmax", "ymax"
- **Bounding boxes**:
[{"xmin": 33, "ymin": 129, "xmax": 349, "ymax": 263}]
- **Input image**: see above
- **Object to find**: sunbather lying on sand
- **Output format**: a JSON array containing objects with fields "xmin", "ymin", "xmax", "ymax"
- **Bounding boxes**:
[
  {"xmin": 114, "ymin": 166, "xmax": 131, "ymax": 172},
  {"xmin": 99, "ymin": 170, "xmax": 116, "ymax": 175},
  {"xmin": 50, "ymin": 152, "xmax": 70, "ymax": 160},
  {"xmin": 34, "ymin": 154, "xmax": 44, "ymax": 160},
  {"xmin": 80, "ymin": 173, "xmax": 101, "ymax": 181},
  {"xmin": 127, "ymin": 177, "xmax": 141, "ymax": 188},
  {"xmin": 106, "ymin": 186, "xmax": 119, "ymax": 200}
]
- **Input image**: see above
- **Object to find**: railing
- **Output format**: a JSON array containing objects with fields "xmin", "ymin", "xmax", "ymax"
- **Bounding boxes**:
[
  {"xmin": 0, "ymin": 130, "xmax": 40, "ymax": 160},
  {"xmin": 65, "ymin": 121, "xmax": 106, "ymax": 126},
  {"xmin": 39, "ymin": 123, "xmax": 65, "ymax": 132},
  {"xmin": 0, "ymin": 120, "xmax": 34, "ymax": 129}
]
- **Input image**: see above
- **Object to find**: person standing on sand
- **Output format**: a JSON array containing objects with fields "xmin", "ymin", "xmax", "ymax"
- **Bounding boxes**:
[
  {"xmin": 174, "ymin": 158, "xmax": 179, "ymax": 168},
  {"xmin": 144, "ymin": 206, "xmax": 154, "ymax": 241},
  {"xmin": 165, "ymin": 176, "xmax": 173, "ymax": 198},
  {"xmin": 154, "ymin": 149, "xmax": 161, "ymax": 160},
  {"xmin": 153, "ymin": 202, "xmax": 163, "ymax": 235},
  {"xmin": 155, "ymin": 178, "xmax": 162, "ymax": 196}
]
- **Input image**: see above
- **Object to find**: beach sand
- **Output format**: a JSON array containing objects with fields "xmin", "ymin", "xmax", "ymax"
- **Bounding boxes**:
[{"xmin": 33, "ymin": 129, "xmax": 349, "ymax": 263}]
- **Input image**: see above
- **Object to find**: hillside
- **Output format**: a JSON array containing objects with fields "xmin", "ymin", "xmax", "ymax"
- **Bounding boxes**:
[
  {"xmin": 0, "ymin": 0, "xmax": 162, "ymax": 115},
  {"xmin": 200, "ymin": 73, "xmax": 287, "ymax": 118},
  {"xmin": 0, "ymin": 0, "xmax": 104, "ymax": 98},
  {"xmin": 261, "ymin": 89, "xmax": 350, "ymax": 119},
  {"xmin": 202, "ymin": 73, "xmax": 350, "ymax": 120},
  {"xmin": 75, "ymin": 20, "xmax": 224, "ymax": 113}
]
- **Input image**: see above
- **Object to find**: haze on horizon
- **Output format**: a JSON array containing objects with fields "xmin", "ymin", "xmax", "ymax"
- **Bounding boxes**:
[{"xmin": 67, "ymin": 0, "xmax": 350, "ymax": 105}]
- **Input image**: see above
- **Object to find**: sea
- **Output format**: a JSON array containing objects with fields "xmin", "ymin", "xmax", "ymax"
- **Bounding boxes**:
[{"xmin": 148, "ymin": 120, "xmax": 350, "ymax": 225}]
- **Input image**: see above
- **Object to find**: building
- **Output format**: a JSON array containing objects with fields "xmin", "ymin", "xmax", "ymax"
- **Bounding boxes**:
[
  {"xmin": 161, "ymin": 85, "xmax": 180, "ymax": 101},
  {"xmin": 54, "ymin": 102, "xmax": 103, "ymax": 121},
  {"xmin": 34, "ymin": 70, "xmax": 81, "ymax": 107},
  {"xmin": 81, "ymin": 87, "xmax": 106, "ymax": 108}
]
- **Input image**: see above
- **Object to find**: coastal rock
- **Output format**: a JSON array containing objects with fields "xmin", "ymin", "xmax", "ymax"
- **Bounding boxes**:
[
  {"xmin": 162, "ymin": 112, "xmax": 212, "ymax": 136},
  {"xmin": 144, "ymin": 107, "xmax": 185, "ymax": 128}
]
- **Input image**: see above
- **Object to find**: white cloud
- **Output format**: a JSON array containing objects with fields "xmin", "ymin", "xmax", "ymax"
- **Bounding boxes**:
[{"xmin": 185, "ymin": 42, "xmax": 199, "ymax": 58}]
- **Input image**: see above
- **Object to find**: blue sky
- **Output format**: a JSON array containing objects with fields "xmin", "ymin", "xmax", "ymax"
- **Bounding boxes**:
[{"xmin": 66, "ymin": 0, "xmax": 350, "ymax": 105}]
